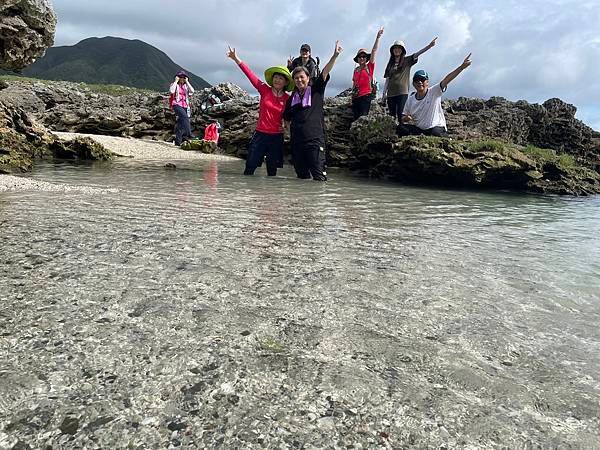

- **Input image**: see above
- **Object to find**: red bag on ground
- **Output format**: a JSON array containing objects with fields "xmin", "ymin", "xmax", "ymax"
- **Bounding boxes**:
[{"xmin": 203, "ymin": 123, "xmax": 219, "ymax": 143}]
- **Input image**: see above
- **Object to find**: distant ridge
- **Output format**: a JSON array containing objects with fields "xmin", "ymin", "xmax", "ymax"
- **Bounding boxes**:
[{"xmin": 18, "ymin": 36, "xmax": 210, "ymax": 92}]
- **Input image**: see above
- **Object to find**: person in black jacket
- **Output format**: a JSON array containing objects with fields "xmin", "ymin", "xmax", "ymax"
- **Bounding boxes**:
[
  {"xmin": 287, "ymin": 44, "xmax": 319, "ymax": 79},
  {"xmin": 283, "ymin": 41, "xmax": 342, "ymax": 181}
]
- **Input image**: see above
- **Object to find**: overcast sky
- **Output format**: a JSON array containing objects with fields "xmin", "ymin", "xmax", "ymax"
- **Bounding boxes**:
[{"xmin": 51, "ymin": 0, "xmax": 600, "ymax": 130}]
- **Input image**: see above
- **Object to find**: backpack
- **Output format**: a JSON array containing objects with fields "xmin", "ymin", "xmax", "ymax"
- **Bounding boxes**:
[
  {"xmin": 203, "ymin": 123, "xmax": 219, "ymax": 143},
  {"xmin": 291, "ymin": 56, "xmax": 320, "ymax": 78}
]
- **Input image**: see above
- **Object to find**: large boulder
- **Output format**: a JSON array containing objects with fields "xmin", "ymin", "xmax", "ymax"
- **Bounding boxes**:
[{"xmin": 0, "ymin": 0, "xmax": 57, "ymax": 71}]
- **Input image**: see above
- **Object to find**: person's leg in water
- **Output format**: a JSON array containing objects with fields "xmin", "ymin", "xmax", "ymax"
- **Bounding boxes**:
[
  {"xmin": 265, "ymin": 133, "xmax": 284, "ymax": 176},
  {"xmin": 244, "ymin": 131, "xmax": 267, "ymax": 175},
  {"xmin": 305, "ymin": 140, "xmax": 327, "ymax": 181},
  {"xmin": 291, "ymin": 140, "xmax": 311, "ymax": 179},
  {"xmin": 173, "ymin": 105, "xmax": 187, "ymax": 145}
]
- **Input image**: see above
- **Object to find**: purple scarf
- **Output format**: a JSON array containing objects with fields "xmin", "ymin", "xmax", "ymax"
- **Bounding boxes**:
[{"xmin": 291, "ymin": 87, "xmax": 312, "ymax": 108}]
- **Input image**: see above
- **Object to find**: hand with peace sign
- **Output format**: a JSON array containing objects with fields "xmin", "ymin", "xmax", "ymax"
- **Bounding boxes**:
[
  {"xmin": 461, "ymin": 53, "xmax": 472, "ymax": 69},
  {"xmin": 226, "ymin": 45, "xmax": 242, "ymax": 65}
]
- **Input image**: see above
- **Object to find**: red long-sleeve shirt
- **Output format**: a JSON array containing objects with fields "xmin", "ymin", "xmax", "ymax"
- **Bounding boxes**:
[{"xmin": 239, "ymin": 62, "xmax": 289, "ymax": 134}]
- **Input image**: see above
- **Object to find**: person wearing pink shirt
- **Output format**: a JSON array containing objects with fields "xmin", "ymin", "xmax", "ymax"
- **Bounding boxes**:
[
  {"xmin": 169, "ymin": 70, "xmax": 195, "ymax": 146},
  {"xmin": 227, "ymin": 46, "xmax": 294, "ymax": 176}
]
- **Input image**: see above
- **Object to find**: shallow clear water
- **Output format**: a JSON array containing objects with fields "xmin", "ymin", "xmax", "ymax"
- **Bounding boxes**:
[{"xmin": 1, "ymin": 158, "xmax": 600, "ymax": 447}]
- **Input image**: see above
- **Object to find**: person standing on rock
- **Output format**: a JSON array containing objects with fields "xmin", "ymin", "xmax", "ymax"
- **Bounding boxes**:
[
  {"xmin": 382, "ymin": 37, "xmax": 437, "ymax": 123},
  {"xmin": 169, "ymin": 70, "xmax": 195, "ymax": 146},
  {"xmin": 227, "ymin": 46, "xmax": 294, "ymax": 176},
  {"xmin": 287, "ymin": 44, "xmax": 319, "ymax": 79},
  {"xmin": 398, "ymin": 54, "xmax": 472, "ymax": 138},
  {"xmin": 351, "ymin": 28, "xmax": 384, "ymax": 121},
  {"xmin": 283, "ymin": 40, "xmax": 343, "ymax": 181}
]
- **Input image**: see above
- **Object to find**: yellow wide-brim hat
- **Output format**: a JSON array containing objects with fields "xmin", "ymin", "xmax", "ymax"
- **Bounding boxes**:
[{"xmin": 264, "ymin": 66, "xmax": 295, "ymax": 92}]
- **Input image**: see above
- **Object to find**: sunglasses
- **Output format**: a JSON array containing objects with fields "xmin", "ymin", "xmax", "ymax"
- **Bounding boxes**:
[{"xmin": 413, "ymin": 77, "xmax": 428, "ymax": 83}]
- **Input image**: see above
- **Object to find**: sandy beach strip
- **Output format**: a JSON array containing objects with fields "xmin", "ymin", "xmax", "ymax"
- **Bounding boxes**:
[
  {"xmin": 53, "ymin": 132, "xmax": 238, "ymax": 161},
  {"xmin": 0, "ymin": 174, "xmax": 119, "ymax": 193},
  {"xmin": 0, "ymin": 132, "xmax": 239, "ymax": 192}
]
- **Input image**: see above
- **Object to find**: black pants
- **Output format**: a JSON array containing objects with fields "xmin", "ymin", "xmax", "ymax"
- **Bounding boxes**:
[
  {"xmin": 244, "ymin": 131, "xmax": 284, "ymax": 176},
  {"xmin": 397, "ymin": 124, "xmax": 449, "ymax": 138},
  {"xmin": 387, "ymin": 94, "xmax": 408, "ymax": 122},
  {"xmin": 173, "ymin": 105, "xmax": 192, "ymax": 145},
  {"xmin": 292, "ymin": 139, "xmax": 327, "ymax": 181},
  {"xmin": 352, "ymin": 95, "xmax": 372, "ymax": 121}
]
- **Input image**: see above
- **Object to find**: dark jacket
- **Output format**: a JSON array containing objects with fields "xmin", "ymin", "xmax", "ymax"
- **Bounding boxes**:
[{"xmin": 288, "ymin": 56, "xmax": 319, "ymax": 79}]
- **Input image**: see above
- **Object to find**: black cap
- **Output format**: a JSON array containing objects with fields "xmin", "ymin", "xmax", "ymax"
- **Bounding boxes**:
[{"xmin": 300, "ymin": 44, "xmax": 311, "ymax": 52}]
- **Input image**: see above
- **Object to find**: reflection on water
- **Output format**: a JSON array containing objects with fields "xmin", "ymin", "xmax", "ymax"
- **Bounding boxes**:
[{"xmin": 1, "ymin": 158, "xmax": 600, "ymax": 446}]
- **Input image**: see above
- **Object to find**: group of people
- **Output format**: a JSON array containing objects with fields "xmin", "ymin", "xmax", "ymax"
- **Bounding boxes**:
[{"xmin": 171, "ymin": 30, "xmax": 472, "ymax": 181}]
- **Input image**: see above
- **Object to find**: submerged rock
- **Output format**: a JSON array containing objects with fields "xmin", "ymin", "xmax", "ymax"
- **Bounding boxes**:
[{"xmin": 49, "ymin": 136, "xmax": 113, "ymax": 161}]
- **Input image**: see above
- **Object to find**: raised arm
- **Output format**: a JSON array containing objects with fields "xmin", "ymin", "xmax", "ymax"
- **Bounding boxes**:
[
  {"xmin": 186, "ymin": 80, "xmax": 195, "ymax": 94},
  {"xmin": 227, "ymin": 45, "xmax": 261, "ymax": 90},
  {"xmin": 320, "ymin": 40, "xmax": 343, "ymax": 80},
  {"xmin": 440, "ymin": 53, "xmax": 472, "ymax": 90},
  {"xmin": 370, "ymin": 27, "xmax": 384, "ymax": 65},
  {"xmin": 414, "ymin": 37, "xmax": 437, "ymax": 58},
  {"xmin": 169, "ymin": 77, "xmax": 178, "ymax": 94}
]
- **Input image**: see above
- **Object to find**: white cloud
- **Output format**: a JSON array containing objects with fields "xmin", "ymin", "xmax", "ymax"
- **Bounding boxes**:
[{"xmin": 50, "ymin": 0, "xmax": 600, "ymax": 129}]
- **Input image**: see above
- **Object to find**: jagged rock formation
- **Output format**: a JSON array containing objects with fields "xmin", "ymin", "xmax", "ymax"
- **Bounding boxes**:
[
  {"xmin": 348, "ymin": 114, "xmax": 600, "ymax": 196},
  {"xmin": 1, "ymin": 77, "xmax": 599, "ymax": 194},
  {"xmin": 0, "ymin": 0, "xmax": 57, "ymax": 70},
  {"xmin": 0, "ymin": 0, "xmax": 105, "ymax": 174},
  {"xmin": 0, "ymin": 84, "xmax": 112, "ymax": 173}
]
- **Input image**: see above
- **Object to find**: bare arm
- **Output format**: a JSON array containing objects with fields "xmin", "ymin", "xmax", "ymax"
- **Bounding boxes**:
[
  {"xmin": 370, "ymin": 27, "xmax": 384, "ymax": 65},
  {"xmin": 414, "ymin": 37, "xmax": 437, "ymax": 58},
  {"xmin": 320, "ymin": 40, "xmax": 343, "ymax": 80},
  {"xmin": 382, "ymin": 78, "xmax": 389, "ymax": 98},
  {"xmin": 440, "ymin": 53, "xmax": 472, "ymax": 90},
  {"xmin": 186, "ymin": 80, "xmax": 195, "ymax": 94},
  {"xmin": 227, "ymin": 45, "xmax": 262, "ymax": 90}
]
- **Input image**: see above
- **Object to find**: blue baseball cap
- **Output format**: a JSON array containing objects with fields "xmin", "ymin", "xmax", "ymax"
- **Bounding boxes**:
[{"xmin": 413, "ymin": 70, "xmax": 429, "ymax": 81}]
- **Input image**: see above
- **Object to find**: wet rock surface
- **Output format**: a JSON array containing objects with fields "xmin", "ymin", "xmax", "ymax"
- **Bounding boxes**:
[
  {"xmin": 0, "ymin": 0, "xmax": 57, "ymax": 71},
  {"xmin": 348, "ymin": 116, "xmax": 600, "ymax": 195}
]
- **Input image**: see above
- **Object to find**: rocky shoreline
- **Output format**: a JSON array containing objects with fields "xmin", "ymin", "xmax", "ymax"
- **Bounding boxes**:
[{"xmin": 1, "ymin": 76, "xmax": 599, "ymax": 195}]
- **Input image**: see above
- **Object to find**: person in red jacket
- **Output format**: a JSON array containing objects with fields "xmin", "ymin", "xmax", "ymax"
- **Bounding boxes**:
[
  {"xmin": 351, "ymin": 27, "xmax": 384, "ymax": 121},
  {"xmin": 227, "ymin": 46, "xmax": 294, "ymax": 176}
]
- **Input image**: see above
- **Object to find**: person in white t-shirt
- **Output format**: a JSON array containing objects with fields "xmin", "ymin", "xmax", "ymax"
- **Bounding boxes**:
[{"xmin": 398, "ymin": 53, "xmax": 472, "ymax": 138}]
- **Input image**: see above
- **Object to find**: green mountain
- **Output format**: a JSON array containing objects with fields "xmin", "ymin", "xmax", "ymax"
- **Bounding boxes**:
[{"xmin": 17, "ymin": 36, "xmax": 210, "ymax": 92}]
